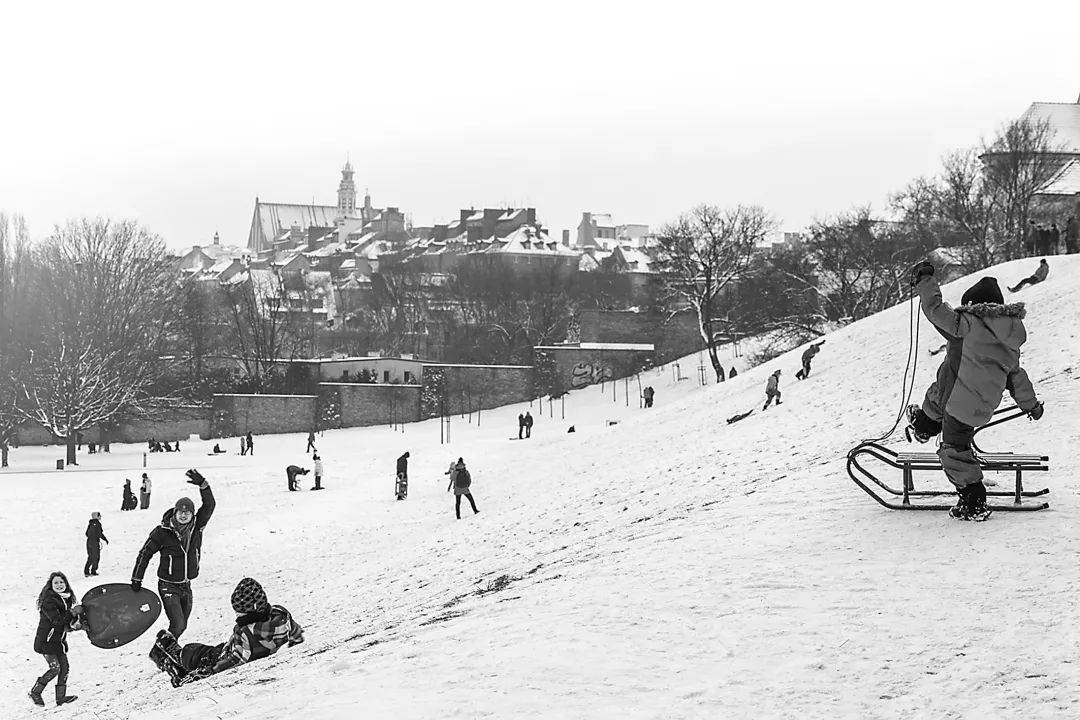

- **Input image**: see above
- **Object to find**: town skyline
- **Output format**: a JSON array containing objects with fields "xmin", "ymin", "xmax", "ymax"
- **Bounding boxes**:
[{"xmin": 2, "ymin": 2, "xmax": 1079, "ymax": 249}]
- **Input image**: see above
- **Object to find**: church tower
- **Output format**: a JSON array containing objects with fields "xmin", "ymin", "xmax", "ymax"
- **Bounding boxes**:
[{"xmin": 338, "ymin": 160, "xmax": 357, "ymax": 217}]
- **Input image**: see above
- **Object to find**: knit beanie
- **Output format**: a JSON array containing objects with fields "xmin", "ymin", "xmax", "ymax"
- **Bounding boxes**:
[
  {"xmin": 231, "ymin": 578, "xmax": 269, "ymax": 614},
  {"xmin": 174, "ymin": 497, "xmax": 195, "ymax": 516},
  {"xmin": 961, "ymin": 277, "xmax": 1004, "ymax": 306}
]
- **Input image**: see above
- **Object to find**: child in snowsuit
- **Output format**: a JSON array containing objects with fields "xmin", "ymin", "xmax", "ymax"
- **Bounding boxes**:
[
  {"xmin": 312, "ymin": 455, "xmax": 324, "ymax": 490},
  {"xmin": 795, "ymin": 341, "xmax": 824, "ymax": 380},
  {"xmin": 1008, "ymin": 259, "xmax": 1049, "ymax": 292},
  {"xmin": 762, "ymin": 370, "xmax": 782, "ymax": 409},
  {"xmin": 29, "ymin": 571, "xmax": 83, "ymax": 707},
  {"xmin": 121, "ymin": 479, "xmax": 137, "ymax": 511},
  {"xmin": 912, "ymin": 268, "xmax": 1043, "ymax": 519},
  {"xmin": 446, "ymin": 458, "xmax": 479, "ymax": 519},
  {"xmin": 150, "ymin": 577, "xmax": 303, "ymax": 687},
  {"xmin": 131, "ymin": 470, "xmax": 216, "ymax": 638},
  {"xmin": 84, "ymin": 512, "xmax": 108, "ymax": 576}
]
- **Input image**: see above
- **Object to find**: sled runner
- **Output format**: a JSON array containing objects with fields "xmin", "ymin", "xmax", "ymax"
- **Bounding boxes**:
[
  {"xmin": 847, "ymin": 441, "xmax": 1049, "ymax": 511},
  {"xmin": 81, "ymin": 583, "xmax": 162, "ymax": 648}
]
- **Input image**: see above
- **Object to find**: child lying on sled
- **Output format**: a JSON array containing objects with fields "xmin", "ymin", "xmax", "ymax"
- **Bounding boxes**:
[{"xmin": 151, "ymin": 578, "xmax": 303, "ymax": 686}]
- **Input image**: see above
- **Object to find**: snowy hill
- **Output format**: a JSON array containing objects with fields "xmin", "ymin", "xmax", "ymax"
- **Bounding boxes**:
[{"xmin": 3, "ymin": 257, "xmax": 1079, "ymax": 720}]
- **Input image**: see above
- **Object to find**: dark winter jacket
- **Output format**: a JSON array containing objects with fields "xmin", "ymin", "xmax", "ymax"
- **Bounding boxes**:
[
  {"xmin": 396, "ymin": 453, "xmax": 409, "ymax": 476},
  {"xmin": 766, "ymin": 373, "xmax": 780, "ymax": 394},
  {"xmin": 916, "ymin": 277, "xmax": 1038, "ymax": 427},
  {"xmin": 122, "ymin": 483, "xmax": 137, "ymax": 511},
  {"xmin": 132, "ymin": 483, "xmax": 215, "ymax": 585},
  {"xmin": 524, "ymin": 413, "xmax": 533, "ymax": 427},
  {"xmin": 801, "ymin": 344, "xmax": 821, "ymax": 364},
  {"xmin": 85, "ymin": 519, "xmax": 108, "ymax": 549},
  {"xmin": 450, "ymin": 465, "xmax": 472, "ymax": 495},
  {"xmin": 1034, "ymin": 261, "xmax": 1049, "ymax": 282},
  {"xmin": 34, "ymin": 590, "xmax": 77, "ymax": 656}
]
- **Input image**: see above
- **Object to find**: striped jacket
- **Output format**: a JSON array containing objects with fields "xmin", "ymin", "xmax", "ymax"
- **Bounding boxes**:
[{"xmin": 216, "ymin": 605, "xmax": 304, "ymax": 671}]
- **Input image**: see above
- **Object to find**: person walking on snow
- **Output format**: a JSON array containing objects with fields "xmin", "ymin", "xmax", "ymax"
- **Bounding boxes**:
[
  {"xmin": 311, "ymin": 455, "xmax": 324, "ymax": 490},
  {"xmin": 1065, "ymin": 216, "xmax": 1079, "ymax": 254},
  {"xmin": 524, "ymin": 411, "xmax": 533, "ymax": 438},
  {"xmin": 286, "ymin": 465, "xmax": 309, "ymax": 491},
  {"xmin": 29, "ymin": 571, "xmax": 83, "ymax": 707},
  {"xmin": 150, "ymin": 577, "xmax": 303, "ymax": 687},
  {"xmin": 140, "ymin": 473, "xmax": 152, "ymax": 510},
  {"xmin": 1008, "ymin": 258, "xmax": 1049, "ymax": 292},
  {"xmin": 395, "ymin": 452, "xmax": 409, "ymax": 499},
  {"xmin": 911, "ymin": 264, "xmax": 1043, "ymax": 520},
  {"xmin": 642, "ymin": 386, "xmax": 655, "ymax": 408},
  {"xmin": 446, "ymin": 458, "xmax": 479, "ymax": 519},
  {"xmin": 763, "ymin": 370, "xmax": 782, "ymax": 409},
  {"xmin": 246, "ymin": 432, "xmax": 254, "ymax": 456},
  {"xmin": 305, "ymin": 431, "xmax": 316, "ymax": 454},
  {"xmin": 517, "ymin": 413, "xmax": 525, "ymax": 439},
  {"xmin": 84, "ymin": 513, "xmax": 108, "ymax": 577},
  {"xmin": 795, "ymin": 341, "xmax": 824, "ymax": 380},
  {"xmin": 131, "ymin": 470, "xmax": 216, "ymax": 638}
]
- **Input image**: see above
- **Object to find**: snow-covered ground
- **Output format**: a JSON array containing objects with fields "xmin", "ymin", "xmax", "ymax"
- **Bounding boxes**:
[{"xmin": 3, "ymin": 257, "xmax": 1079, "ymax": 719}]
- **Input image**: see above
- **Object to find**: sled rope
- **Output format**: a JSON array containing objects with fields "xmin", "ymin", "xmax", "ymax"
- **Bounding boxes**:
[{"xmin": 862, "ymin": 291, "xmax": 920, "ymax": 444}]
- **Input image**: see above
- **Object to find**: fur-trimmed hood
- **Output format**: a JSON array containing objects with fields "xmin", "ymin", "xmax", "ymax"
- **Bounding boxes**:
[{"xmin": 957, "ymin": 302, "xmax": 1026, "ymax": 319}]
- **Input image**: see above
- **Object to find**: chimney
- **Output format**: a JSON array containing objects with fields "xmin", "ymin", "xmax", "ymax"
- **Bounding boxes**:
[
  {"xmin": 289, "ymin": 223, "xmax": 303, "ymax": 245},
  {"xmin": 460, "ymin": 208, "xmax": 473, "ymax": 223},
  {"xmin": 562, "ymin": 229, "xmax": 570, "ymax": 247},
  {"xmin": 212, "ymin": 231, "xmax": 220, "ymax": 245}
]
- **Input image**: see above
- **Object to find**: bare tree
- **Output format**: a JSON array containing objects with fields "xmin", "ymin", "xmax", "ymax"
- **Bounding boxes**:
[
  {"xmin": 220, "ymin": 268, "xmax": 302, "ymax": 391},
  {"xmin": 16, "ymin": 219, "xmax": 177, "ymax": 465},
  {"xmin": 655, "ymin": 204, "xmax": 775, "ymax": 382},
  {"xmin": 0, "ymin": 213, "xmax": 31, "ymax": 466},
  {"xmin": 980, "ymin": 116, "xmax": 1064, "ymax": 258}
]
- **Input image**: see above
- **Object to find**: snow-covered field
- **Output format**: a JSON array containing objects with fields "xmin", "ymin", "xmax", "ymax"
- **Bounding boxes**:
[{"xmin": 2, "ymin": 257, "xmax": 1079, "ymax": 719}]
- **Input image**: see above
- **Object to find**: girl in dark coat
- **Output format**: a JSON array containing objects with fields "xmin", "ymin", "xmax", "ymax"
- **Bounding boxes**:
[
  {"xmin": 84, "ymin": 512, "xmax": 109, "ymax": 576},
  {"xmin": 121, "ymin": 479, "xmax": 137, "ymax": 511},
  {"xmin": 446, "ymin": 458, "xmax": 479, "ymax": 519},
  {"xmin": 29, "ymin": 571, "xmax": 82, "ymax": 706}
]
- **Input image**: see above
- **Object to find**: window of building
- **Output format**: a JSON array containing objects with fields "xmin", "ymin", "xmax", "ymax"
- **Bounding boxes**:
[{"xmin": 383, "ymin": 370, "xmax": 390, "ymax": 383}]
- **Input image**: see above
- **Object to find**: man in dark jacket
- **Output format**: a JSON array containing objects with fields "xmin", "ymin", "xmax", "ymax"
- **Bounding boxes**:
[
  {"xmin": 395, "ymin": 452, "xmax": 409, "ymax": 500},
  {"xmin": 524, "ymin": 411, "xmax": 533, "ymax": 438},
  {"xmin": 286, "ymin": 465, "xmax": 309, "ymax": 492},
  {"xmin": 795, "ymin": 341, "xmax": 824, "ymax": 380},
  {"xmin": 131, "ymin": 469, "xmax": 215, "ymax": 638},
  {"xmin": 1065, "ymin": 216, "xmax": 1079, "ymax": 254},
  {"xmin": 517, "ymin": 413, "xmax": 525, "ymax": 439},
  {"xmin": 84, "ymin": 512, "xmax": 108, "ymax": 577}
]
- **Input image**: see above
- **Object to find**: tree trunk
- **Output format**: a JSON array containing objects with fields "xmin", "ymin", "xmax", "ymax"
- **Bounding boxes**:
[
  {"xmin": 707, "ymin": 343, "xmax": 725, "ymax": 383},
  {"xmin": 66, "ymin": 435, "xmax": 77, "ymax": 466},
  {"xmin": 1, "ymin": 442, "xmax": 8, "ymax": 468}
]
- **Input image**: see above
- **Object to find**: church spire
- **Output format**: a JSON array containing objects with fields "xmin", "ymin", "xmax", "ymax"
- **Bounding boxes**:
[{"xmin": 337, "ymin": 159, "xmax": 357, "ymax": 217}]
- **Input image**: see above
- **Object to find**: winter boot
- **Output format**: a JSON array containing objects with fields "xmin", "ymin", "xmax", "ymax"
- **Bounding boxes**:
[
  {"xmin": 949, "ymin": 485, "xmax": 972, "ymax": 519},
  {"xmin": 905, "ymin": 404, "xmax": 936, "ymax": 443},
  {"xmin": 966, "ymin": 482, "xmax": 992, "ymax": 522},
  {"xmin": 150, "ymin": 630, "xmax": 189, "ymax": 687},
  {"xmin": 55, "ymin": 685, "xmax": 77, "ymax": 705},
  {"xmin": 28, "ymin": 680, "xmax": 46, "ymax": 706}
]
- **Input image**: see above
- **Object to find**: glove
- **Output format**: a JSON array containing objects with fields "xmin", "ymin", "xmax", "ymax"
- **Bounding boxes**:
[
  {"xmin": 1028, "ymin": 402, "xmax": 1044, "ymax": 421},
  {"xmin": 131, "ymin": 579, "xmax": 142, "ymax": 593},
  {"xmin": 185, "ymin": 469, "xmax": 206, "ymax": 485},
  {"xmin": 909, "ymin": 260, "xmax": 935, "ymax": 287},
  {"xmin": 71, "ymin": 604, "xmax": 84, "ymax": 615}
]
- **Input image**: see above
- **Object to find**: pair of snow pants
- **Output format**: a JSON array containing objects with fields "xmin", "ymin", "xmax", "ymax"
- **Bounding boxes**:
[
  {"xmin": 160, "ymin": 581, "xmax": 194, "ymax": 638},
  {"xmin": 455, "ymin": 492, "xmax": 478, "ymax": 518},
  {"xmin": 37, "ymin": 652, "xmax": 69, "ymax": 688},
  {"xmin": 85, "ymin": 541, "xmax": 100, "ymax": 575},
  {"xmin": 937, "ymin": 413, "xmax": 981, "ymax": 489}
]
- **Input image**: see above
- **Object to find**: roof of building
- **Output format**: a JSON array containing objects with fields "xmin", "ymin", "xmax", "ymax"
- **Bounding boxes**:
[
  {"xmin": 248, "ymin": 201, "xmax": 341, "ymax": 253},
  {"xmin": 589, "ymin": 213, "xmax": 615, "ymax": 228},
  {"xmin": 1019, "ymin": 102, "xmax": 1080, "ymax": 153},
  {"xmin": 1037, "ymin": 158, "xmax": 1080, "ymax": 196}
]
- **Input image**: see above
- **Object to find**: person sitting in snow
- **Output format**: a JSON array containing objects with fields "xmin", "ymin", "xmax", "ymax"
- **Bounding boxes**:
[
  {"xmin": 762, "ymin": 370, "xmax": 782, "ymax": 410},
  {"xmin": 911, "ymin": 263, "xmax": 1044, "ymax": 520},
  {"xmin": 1008, "ymin": 258, "xmax": 1049, "ymax": 293},
  {"xmin": 150, "ymin": 577, "xmax": 303, "ymax": 687}
]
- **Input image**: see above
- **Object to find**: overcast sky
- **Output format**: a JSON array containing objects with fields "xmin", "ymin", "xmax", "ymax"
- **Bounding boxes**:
[{"xmin": 2, "ymin": 0, "xmax": 1078, "ymax": 250}]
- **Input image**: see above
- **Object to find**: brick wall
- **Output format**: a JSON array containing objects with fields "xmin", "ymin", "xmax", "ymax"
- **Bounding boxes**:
[
  {"xmin": 578, "ymin": 309, "xmax": 702, "ymax": 363},
  {"xmin": 210, "ymin": 394, "xmax": 318, "ymax": 438},
  {"xmin": 321, "ymin": 383, "xmax": 421, "ymax": 427},
  {"xmin": 422, "ymin": 363, "xmax": 535, "ymax": 413},
  {"xmin": 15, "ymin": 406, "xmax": 212, "ymax": 447}
]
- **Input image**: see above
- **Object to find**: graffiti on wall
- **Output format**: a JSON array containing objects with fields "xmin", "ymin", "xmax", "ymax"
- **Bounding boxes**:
[{"xmin": 570, "ymin": 362, "xmax": 614, "ymax": 389}]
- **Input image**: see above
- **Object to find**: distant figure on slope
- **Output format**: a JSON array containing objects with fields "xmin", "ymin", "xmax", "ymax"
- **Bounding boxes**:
[
  {"xmin": 728, "ymin": 367, "xmax": 738, "ymax": 379},
  {"xmin": 29, "ymin": 571, "xmax": 83, "ymax": 707},
  {"xmin": 239, "ymin": 437, "xmax": 246, "ymax": 455},
  {"xmin": 305, "ymin": 431, "xmax": 316, "ymax": 454},
  {"xmin": 84, "ymin": 512, "xmax": 108, "ymax": 577},
  {"xmin": 762, "ymin": 370, "xmax": 782, "ymax": 410},
  {"xmin": 642, "ymin": 386, "xmax": 655, "ymax": 408},
  {"xmin": 911, "ymin": 264, "xmax": 1043, "ymax": 521},
  {"xmin": 285, "ymin": 465, "xmax": 309, "ymax": 492},
  {"xmin": 212, "ymin": 443, "xmax": 226, "ymax": 454},
  {"xmin": 795, "ymin": 341, "xmax": 824, "ymax": 380},
  {"xmin": 131, "ymin": 470, "xmax": 216, "ymax": 638},
  {"xmin": 524, "ymin": 411, "xmax": 533, "ymax": 438},
  {"xmin": 726, "ymin": 409, "xmax": 753, "ymax": 424},
  {"xmin": 150, "ymin": 577, "xmax": 303, "ymax": 687},
  {"xmin": 1065, "ymin": 216, "xmax": 1079, "ymax": 254},
  {"xmin": 395, "ymin": 452, "xmax": 409, "ymax": 499},
  {"xmin": 246, "ymin": 432, "xmax": 254, "ymax": 456},
  {"xmin": 1008, "ymin": 259, "xmax": 1049, "ymax": 293},
  {"xmin": 121, "ymin": 479, "xmax": 137, "ymax": 511},
  {"xmin": 517, "ymin": 413, "xmax": 525, "ymax": 439},
  {"xmin": 446, "ymin": 457, "xmax": 479, "ymax": 519},
  {"xmin": 312, "ymin": 455, "xmax": 324, "ymax": 491},
  {"xmin": 140, "ymin": 473, "xmax": 152, "ymax": 510}
]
